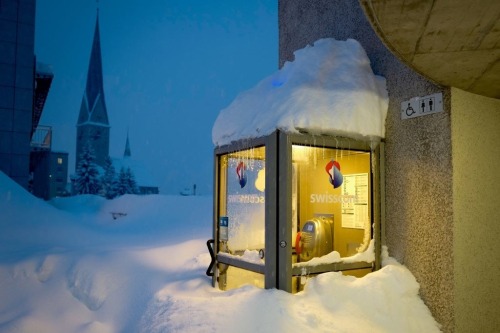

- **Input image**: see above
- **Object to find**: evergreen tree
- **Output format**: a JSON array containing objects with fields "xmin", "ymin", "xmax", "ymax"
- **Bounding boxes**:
[
  {"xmin": 74, "ymin": 142, "xmax": 101, "ymax": 195},
  {"xmin": 116, "ymin": 167, "xmax": 128, "ymax": 196},
  {"xmin": 125, "ymin": 167, "xmax": 140, "ymax": 194},
  {"xmin": 100, "ymin": 156, "xmax": 118, "ymax": 199},
  {"xmin": 116, "ymin": 166, "xmax": 140, "ymax": 196}
]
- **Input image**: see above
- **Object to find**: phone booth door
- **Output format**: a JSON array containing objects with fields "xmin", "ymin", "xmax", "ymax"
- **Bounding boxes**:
[{"xmin": 213, "ymin": 145, "xmax": 268, "ymax": 290}]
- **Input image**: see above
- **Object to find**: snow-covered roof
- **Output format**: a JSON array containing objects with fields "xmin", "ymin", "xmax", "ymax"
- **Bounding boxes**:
[
  {"xmin": 35, "ymin": 61, "xmax": 54, "ymax": 76},
  {"xmin": 212, "ymin": 38, "xmax": 388, "ymax": 146}
]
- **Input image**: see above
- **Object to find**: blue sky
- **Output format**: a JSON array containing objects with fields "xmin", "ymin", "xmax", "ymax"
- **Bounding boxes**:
[{"xmin": 35, "ymin": 0, "xmax": 278, "ymax": 195}]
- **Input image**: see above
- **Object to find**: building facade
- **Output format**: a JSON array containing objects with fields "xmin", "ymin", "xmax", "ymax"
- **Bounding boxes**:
[
  {"xmin": 30, "ymin": 150, "xmax": 69, "ymax": 199},
  {"xmin": 279, "ymin": 1, "xmax": 500, "ymax": 332},
  {"xmin": 0, "ymin": 0, "xmax": 36, "ymax": 188}
]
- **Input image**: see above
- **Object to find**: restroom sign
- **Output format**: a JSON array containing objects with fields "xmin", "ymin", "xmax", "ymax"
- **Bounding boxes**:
[{"xmin": 401, "ymin": 93, "xmax": 443, "ymax": 120}]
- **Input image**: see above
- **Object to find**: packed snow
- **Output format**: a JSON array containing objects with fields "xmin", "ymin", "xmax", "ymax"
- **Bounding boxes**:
[
  {"xmin": 212, "ymin": 38, "xmax": 388, "ymax": 146},
  {"xmin": 0, "ymin": 171, "xmax": 441, "ymax": 332},
  {"xmin": 294, "ymin": 239, "xmax": 376, "ymax": 268}
]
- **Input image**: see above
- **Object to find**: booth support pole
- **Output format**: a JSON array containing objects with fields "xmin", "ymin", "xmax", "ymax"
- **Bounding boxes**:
[
  {"xmin": 277, "ymin": 131, "xmax": 293, "ymax": 292},
  {"xmin": 212, "ymin": 150, "xmax": 220, "ymax": 288},
  {"xmin": 264, "ymin": 131, "xmax": 279, "ymax": 289}
]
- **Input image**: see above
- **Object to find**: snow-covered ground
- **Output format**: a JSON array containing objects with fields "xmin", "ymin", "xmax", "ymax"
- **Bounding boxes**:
[{"xmin": 0, "ymin": 171, "xmax": 441, "ymax": 333}]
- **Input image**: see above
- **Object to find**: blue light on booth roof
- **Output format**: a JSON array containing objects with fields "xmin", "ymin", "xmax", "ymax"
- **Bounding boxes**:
[{"xmin": 271, "ymin": 79, "xmax": 284, "ymax": 87}]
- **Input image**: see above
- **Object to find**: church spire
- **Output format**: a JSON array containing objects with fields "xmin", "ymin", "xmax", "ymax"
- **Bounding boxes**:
[
  {"xmin": 77, "ymin": 11, "xmax": 109, "ymax": 126},
  {"xmin": 87, "ymin": 13, "xmax": 104, "ymax": 113},
  {"xmin": 124, "ymin": 130, "xmax": 131, "ymax": 158},
  {"xmin": 75, "ymin": 9, "xmax": 110, "ymax": 169}
]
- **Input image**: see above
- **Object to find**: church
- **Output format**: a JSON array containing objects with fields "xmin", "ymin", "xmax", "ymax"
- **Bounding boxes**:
[{"xmin": 75, "ymin": 11, "xmax": 159, "ymax": 195}]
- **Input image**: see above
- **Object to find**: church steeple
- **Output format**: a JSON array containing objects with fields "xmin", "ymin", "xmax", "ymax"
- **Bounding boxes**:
[
  {"xmin": 77, "ymin": 12, "xmax": 109, "ymax": 127},
  {"xmin": 124, "ymin": 131, "xmax": 131, "ymax": 158},
  {"xmin": 76, "ymin": 10, "xmax": 110, "ymax": 169}
]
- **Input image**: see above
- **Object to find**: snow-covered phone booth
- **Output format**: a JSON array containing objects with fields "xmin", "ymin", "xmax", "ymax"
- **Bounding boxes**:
[
  {"xmin": 206, "ymin": 38, "xmax": 388, "ymax": 293},
  {"xmin": 207, "ymin": 131, "xmax": 384, "ymax": 293}
]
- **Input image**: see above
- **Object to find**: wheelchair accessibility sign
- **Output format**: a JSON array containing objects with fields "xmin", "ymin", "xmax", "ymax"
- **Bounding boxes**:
[{"xmin": 401, "ymin": 93, "xmax": 443, "ymax": 120}]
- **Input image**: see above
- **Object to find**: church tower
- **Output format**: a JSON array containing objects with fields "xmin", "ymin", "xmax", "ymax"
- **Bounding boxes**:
[{"xmin": 76, "ymin": 11, "xmax": 110, "ymax": 169}]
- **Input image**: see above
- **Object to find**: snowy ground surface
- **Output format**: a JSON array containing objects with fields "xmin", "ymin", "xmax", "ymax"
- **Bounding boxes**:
[{"xmin": 0, "ymin": 172, "xmax": 441, "ymax": 332}]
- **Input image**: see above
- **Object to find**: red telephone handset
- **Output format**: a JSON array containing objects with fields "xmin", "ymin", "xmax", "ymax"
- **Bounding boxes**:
[{"xmin": 295, "ymin": 232, "xmax": 302, "ymax": 255}]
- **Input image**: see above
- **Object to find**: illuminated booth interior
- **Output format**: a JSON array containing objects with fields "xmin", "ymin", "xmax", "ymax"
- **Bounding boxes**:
[{"xmin": 207, "ymin": 130, "xmax": 383, "ymax": 293}]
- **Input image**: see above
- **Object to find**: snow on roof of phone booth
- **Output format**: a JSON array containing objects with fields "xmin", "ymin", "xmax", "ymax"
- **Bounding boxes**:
[{"xmin": 212, "ymin": 38, "xmax": 389, "ymax": 147}]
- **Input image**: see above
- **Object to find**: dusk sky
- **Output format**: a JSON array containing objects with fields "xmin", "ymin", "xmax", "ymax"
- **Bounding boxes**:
[{"xmin": 35, "ymin": 0, "xmax": 278, "ymax": 195}]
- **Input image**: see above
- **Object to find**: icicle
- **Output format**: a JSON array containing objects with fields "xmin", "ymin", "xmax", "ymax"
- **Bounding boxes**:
[
  {"xmin": 369, "ymin": 138, "xmax": 380, "ymax": 172},
  {"xmin": 335, "ymin": 138, "xmax": 339, "ymax": 161},
  {"xmin": 340, "ymin": 139, "xmax": 343, "ymax": 161},
  {"xmin": 313, "ymin": 144, "xmax": 317, "ymax": 169},
  {"xmin": 248, "ymin": 147, "xmax": 253, "ymax": 171},
  {"xmin": 347, "ymin": 139, "xmax": 351, "ymax": 163}
]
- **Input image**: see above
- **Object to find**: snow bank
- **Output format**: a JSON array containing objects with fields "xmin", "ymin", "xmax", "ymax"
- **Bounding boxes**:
[
  {"xmin": 0, "ymin": 171, "xmax": 440, "ymax": 332},
  {"xmin": 141, "ymin": 262, "xmax": 440, "ymax": 333},
  {"xmin": 212, "ymin": 38, "xmax": 388, "ymax": 146}
]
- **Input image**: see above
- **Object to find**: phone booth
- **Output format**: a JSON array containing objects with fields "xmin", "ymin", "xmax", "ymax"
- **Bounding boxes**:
[{"xmin": 207, "ymin": 130, "xmax": 383, "ymax": 293}]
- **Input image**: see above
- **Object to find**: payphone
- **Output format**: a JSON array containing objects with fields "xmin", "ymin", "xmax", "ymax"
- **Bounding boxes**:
[{"xmin": 295, "ymin": 216, "xmax": 334, "ymax": 262}]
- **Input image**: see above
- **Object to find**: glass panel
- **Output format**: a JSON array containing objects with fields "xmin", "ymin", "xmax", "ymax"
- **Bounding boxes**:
[
  {"xmin": 292, "ymin": 145, "xmax": 372, "ymax": 263},
  {"xmin": 217, "ymin": 146, "xmax": 266, "ymax": 289},
  {"xmin": 224, "ymin": 266, "xmax": 265, "ymax": 291}
]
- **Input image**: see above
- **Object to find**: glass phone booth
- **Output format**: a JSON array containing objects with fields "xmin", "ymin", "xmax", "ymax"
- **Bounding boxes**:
[{"xmin": 208, "ymin": 130, "xmax": 383, "ymax": 293}]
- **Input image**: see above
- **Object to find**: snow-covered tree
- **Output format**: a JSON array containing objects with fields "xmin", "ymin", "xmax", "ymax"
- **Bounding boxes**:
[
  {"xmin": 116, "ymin": 167, "xmax": 139, "ymax": 196},
  {"xmin": 74, "ymin": 142, "xmax": 101, "ymax": 195},
  {"xmin": 125, "ymin": 167, "xmax": 140, "ymax": 195},
  {"xmin": 116, "ymin": 168, "xmax": 127, "ymax": 196},
  {"xmin": 100, "ymin": 156, "xmax": 118, "ymax": 199}
]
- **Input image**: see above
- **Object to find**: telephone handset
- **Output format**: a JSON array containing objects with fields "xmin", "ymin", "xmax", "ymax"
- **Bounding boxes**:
[
  {"xmin": 295, "ymin": 217, "xmax": 334, "ymax": 262},
  {"xmin": 295, "ymin": 232, "xmax": 302, "ymax": 255}
]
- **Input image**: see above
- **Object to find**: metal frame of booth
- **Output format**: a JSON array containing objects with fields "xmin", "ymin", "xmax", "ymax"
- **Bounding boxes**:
[{"xmin": 211, "ymin": 129, "xmax": 384, "ymax": 293}]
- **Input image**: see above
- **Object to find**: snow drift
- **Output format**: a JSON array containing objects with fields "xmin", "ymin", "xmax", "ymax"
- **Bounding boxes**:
[{"xmin": 0, "ymin": 171, "xmax": 441, "ymax": 332}]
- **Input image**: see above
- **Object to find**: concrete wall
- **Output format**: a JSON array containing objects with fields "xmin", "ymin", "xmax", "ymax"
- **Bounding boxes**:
[
  {"xmin": 451, "ymin": 88, "xmax": 500, "ymax": 333},
  {"xmin": 279, "ymin": 1, "xmax": 454, "ymax": 331},
  {"xmin": 0, "ymin": 0, "xmax": 36, "ymax": 188}
]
